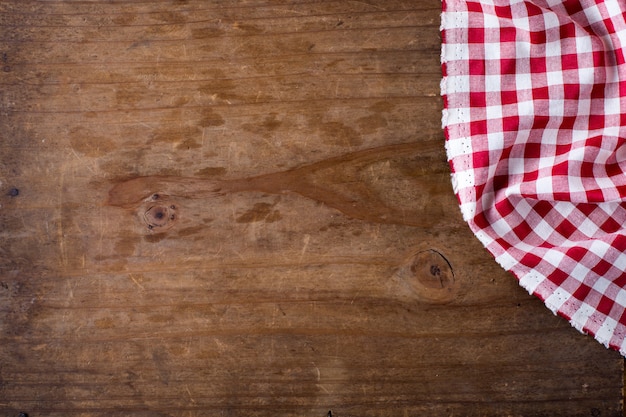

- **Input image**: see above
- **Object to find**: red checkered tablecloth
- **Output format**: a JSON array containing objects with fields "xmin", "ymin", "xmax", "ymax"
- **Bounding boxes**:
[{"xmin": 441, "ymin": 0, "xmax": 626, "ymax": 355}]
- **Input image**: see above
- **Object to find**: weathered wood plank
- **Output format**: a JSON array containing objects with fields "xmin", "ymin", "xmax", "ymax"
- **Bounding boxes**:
[{"xmin": 0, "ymin": 1, "xmax": 622, "ymax": 416}]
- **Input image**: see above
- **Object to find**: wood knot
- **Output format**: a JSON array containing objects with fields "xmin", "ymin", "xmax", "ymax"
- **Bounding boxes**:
[
  {"xmin": 430, "ymin": 264, "xmax": 441, "ymax": 277},
  {"xmin": 141, "ymin": 194, "xmax": 178, "ymax": 232},
  {"xmin": 397, "ymin": 249, "xmax": 457, "ymax": 303}
]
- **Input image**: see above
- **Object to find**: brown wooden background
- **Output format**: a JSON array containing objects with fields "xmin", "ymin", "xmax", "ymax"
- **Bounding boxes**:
[{"xmin": 0, "ymin": 1, "xmax": 622, "ymax": 416}]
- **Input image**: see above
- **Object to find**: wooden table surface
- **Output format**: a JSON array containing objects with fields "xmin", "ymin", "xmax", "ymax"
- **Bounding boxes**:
[{"xmin": 0, "ymin": 1, "xmax": 623, "ymax": 416}]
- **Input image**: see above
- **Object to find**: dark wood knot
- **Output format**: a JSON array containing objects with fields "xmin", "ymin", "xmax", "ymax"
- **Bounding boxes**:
[
  {"xmin": 409, "ymin": 250, "xmax": 454, "ymax": 290},
  {"xmin": 141, "ymin": 194, "xmax": 178, "ymax": 232},
  {"xmin": 396, "ymin": 249, "xmax": 457, "ymax": 304}
]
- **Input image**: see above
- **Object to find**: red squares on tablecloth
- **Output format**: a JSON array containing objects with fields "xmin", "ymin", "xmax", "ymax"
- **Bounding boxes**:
[
  {"xmin": 523, "ymin": 142, "xmax": 542, "ymax": 159},
  {"xmin": 472, "ymin": 148, "xmax": 490, "ymax": 166},
  {"xmin": 561, "ymin": 53, "xmax": 579, "ymax": 70},
  {"xmin": 522, "ymin": 168, "xmax": 539, "ymax": 183},
  {"xmin": 563, "ymin": 84, "xmax": 580, "ymax": 100},
  {"xmin": 466, "ymin": 1, "xmax": 483, "ymax": 13},
  {"xmin": 547, "ymin": 268, "xmax": 570, "ymax": 287},
  {"xmin": 607, "ymin": 160, "xmax": 624, "ymax": 178},
  {"xmin": 588, "ymin": 114, "xmax": 605, "ymax": 130},
  {"xmin": 519, "ymin": 252, "xmax": 543, "ymax": 269},
  {"xmin": 530, "ymin": 56, "xmax": 547, "ymax": 73},
  {"xmin": 529, "ymin": 30, "xmax": 546, "ymax": 45},
  {"xmin": 468, "ymin": 27, "xmax": 485, "ymax": 43},
  {"xmin": 592, "ymin": 51, "xmax": 605, "ymax": 67},
  {"xmin": 495, "ymin": 198, "xmax": 516, "ymax": 217},
  {"xmin": 501, "ymin": 89, "xmax": 518, "ymax": 104},
  {"xmin": 559, "ymin": 116, "xmax": 576, "ymax": 130},
  {"xmin": 492, "ymin": 174, "xmax": 509, "ymax": 192},
  {"xmin": 560, "ymin": 22, "xmax": 578, "ymax": 39},
  {"xmin": 614, "ymin": 47, "xmax": 625, "ymax": 65},
  {"xmin": 585, "ymin": 188, "xmax": 606, "ymax": 202},
  {"xmin": 502, "ymin": 115, "xmax": 519, "ymax": 131},
  {"xmin": 469, "ymin": 59, "xmax": 486, "ymax": 75},
  {"xmin": 470, "ymin": 91, "xmax": 487, "ymax": 107},
  {"xmin": 524, "ymin": 2, "xmax": 543, "ymax": 17},
  {"xmin": 531, "ymin": 87, "xmax": 549, "ymax": 100},
  {"xmin": 554, "ymin": 142, "xmax": 572, "ymax": 156},
  {"xmin": 512, "ymin": 220, "xmax": 534, "ymax": 240},
  {"xmin": 597, "ymin": 295, "xmax": 616, "ymax": 316},
  {"xmin": 500, "ymin": 26, "xmax": 516, "ymax": 42},
  {"xmin": 494, "ymin": 5, "xmax": 513, "ymax": 19},
  {"xmin": 562, "ymin": 0, "xmax": 584, "ymax": 15},
  {"xmin": 551, "ymin": 160, "xmax": 569, "ymax": 176},
  {"xmin": 554, "ymin": 218, "xmax": 578, "ymax": 239},
  {"xmin": 572, "ymin": 282, "xmax": 593, "ymax": 301},
  {"xmin": 600, "ymin": 216, "xmax": 622, "ymax": 234},
  {"xmin": 470, "ymin": 119, "xmax": 488, "ymax": 136}
]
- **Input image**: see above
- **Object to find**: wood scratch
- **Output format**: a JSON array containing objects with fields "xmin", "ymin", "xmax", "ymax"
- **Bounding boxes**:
[
  {"xmin": 66, "ymin": 279, "xmax": 74, "ymax": 302},
  {"xmin": 229, "ymin": 39, "xmax": 248, "ymax": 55},
  {"xmin": 129, "ymin": 274, "xmax": 145, "ymax": 291},
  {"xmin": 185, "ymin": 385, "xmax": 196, "ymax": 403},
  {"xmin": 317, "ymin": 384, "xmax": 330, "ymax": 394},
  {"xmin": 58, "ymin": 169, "xmax": 68, "ymax": 269},
  {"xmin": 299, "ymin": 234, "xmax": 311, "ymax": 262},
  {"xmin": 98, "ymin": 206, "xmax": 104, "ymax": 256},
  {"xmin": 261, "ymin": 137, "xmax": 277, "ymax": 150},
  {"xmin": 69, "ymin": 147, "xmax": 96, "ymax": 174},
  {"xmin": 312, "ymin": 362, "xmax": 321, "ymax": 381},
  {"xmin": 349, "ymin": 0, "xmax": 384, "ymax": 10},
  {"xmin": 268, "ymin": 7, "xmax": 306, "ymax": 16}
]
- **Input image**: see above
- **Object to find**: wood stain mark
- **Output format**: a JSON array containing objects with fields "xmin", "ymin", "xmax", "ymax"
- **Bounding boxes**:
[
  {"xmin": 236, "ymin": 201, "xmax": 282, "ymax": 223},
  {"xmin": 356, "ymin": 113, "xmax": 388, "ymax": 135},
  {"xmin": 107, "ymin": 142, "xmax": 450, "ymax": 228},
  {"xmin": 151, "ymin": 347, "xmax": 171, "ymax": 386},
  {"xmin": 195, "ymin": 166, "xmax": 227, "ymax": 177},
  {"xmin": 69, "ymin": 127, "xmax": 117, "ymax": 157},
  {"xmin": 177, "ymin": 226, "xmax": 204, "ymax": 237},
  {"xmin": 115, "ymin": 85, "xmax": 145, "ymax": 106},
  {"xmin": 319, "ymin": 121, "xmax": 362, "ymax": 147},
  {"xmin": 149, "ymin": 126, "xmax": 201, "ymax": 146},
  {"xmin": 113, "ymin": 235, "xmax": 141, "ymax": 257},
  {"xmin": 176, "ymin": 138, "xmax": 201, "ymax": 150},
  {"xmin": 243, "ymin": 113, "xmax": 282, "ymax": 138},
  {"xmin": 192, "ymin": 26, "xmax": 226, "ymax": 39},
  {"xmin": 144, "ymin": 233, "xmax": 167, "ymax": 243},
  {"xmin": 368, "ymin": 100, "xmax": 396, "ymax": 113},
  {"xmin": 198, "ymin": 108, "xmax": 225, "ymax": 127}
]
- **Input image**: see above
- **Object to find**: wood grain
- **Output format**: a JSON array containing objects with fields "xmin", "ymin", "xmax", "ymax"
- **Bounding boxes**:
[{"xmin": 0, "ymin": 1, "xmax": 622, "ymax": 416}]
